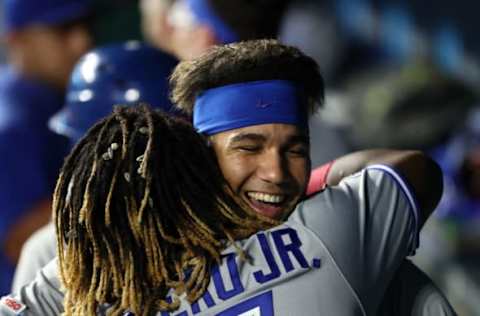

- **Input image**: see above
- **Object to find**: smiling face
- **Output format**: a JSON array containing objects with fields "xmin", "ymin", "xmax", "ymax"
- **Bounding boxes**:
[{"xmin": 210, "ymin": 123, "xmax": 311, "ymax": 220}]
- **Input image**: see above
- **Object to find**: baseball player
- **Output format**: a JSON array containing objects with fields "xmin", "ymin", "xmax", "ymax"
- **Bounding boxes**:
[
  {"xmin": 0, "ymin": 0, "xmax": 93, "ymax": 294},
  {"xmin": 0, "ymin": 39, "xmax": 445, "ymax": 316},
  {"xmin": 10, "ymin": 41, "xmax": 178, "ymax": 292}
]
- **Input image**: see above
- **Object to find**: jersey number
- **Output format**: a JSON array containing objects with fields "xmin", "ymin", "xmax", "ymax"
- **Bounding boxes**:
[{"xmin": 216, "ymin": 291, "xmax": 273, "ymax": 316}]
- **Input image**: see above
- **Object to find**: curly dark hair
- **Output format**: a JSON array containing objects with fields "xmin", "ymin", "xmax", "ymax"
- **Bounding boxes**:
[
  {"xmin": 170, "ymin": 39, "xmax": 324, "ymax": 116},
  {"xmin": 54, "ymin": 105, "xmax": 276, "ymax": 316}
]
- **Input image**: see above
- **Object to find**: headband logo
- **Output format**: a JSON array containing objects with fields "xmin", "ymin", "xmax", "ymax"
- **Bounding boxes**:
[{"xmin": 256, "ymin": 98, "xmax": 275, "ymax": 109}]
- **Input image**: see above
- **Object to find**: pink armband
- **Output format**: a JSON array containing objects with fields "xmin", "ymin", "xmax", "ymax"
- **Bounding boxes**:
[{"xmin": 306, "ymin": 161, "xmax": 335, "ymax": 197}]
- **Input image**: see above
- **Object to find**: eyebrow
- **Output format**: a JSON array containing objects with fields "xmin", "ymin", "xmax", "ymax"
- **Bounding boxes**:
[
  {"xmin": 229, "ymin": 133, "xmax": 267, "ymax": 144},
  {"xmin": 229, "ymin": 132, "xmax": 310, "ymax": 146}
]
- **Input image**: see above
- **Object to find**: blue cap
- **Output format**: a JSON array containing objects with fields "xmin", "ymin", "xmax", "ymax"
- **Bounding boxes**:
[{"xmin": 3, "ymin": 0, "xmax": 91, "ymax": 33}]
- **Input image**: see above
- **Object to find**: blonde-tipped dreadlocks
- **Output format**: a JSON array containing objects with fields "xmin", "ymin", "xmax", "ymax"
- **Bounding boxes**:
[{"xmin": 54, "ymin": 105, "xmax": 277, "ymax": 316}]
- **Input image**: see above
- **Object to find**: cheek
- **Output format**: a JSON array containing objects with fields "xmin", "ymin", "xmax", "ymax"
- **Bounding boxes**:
[
  {"xmin": 217, "ymin": 155, "xmax": 253, "ymax": 192},
  {"xmin": 39, "ymin": 38, "xmax": 74, "ymax": 66},
  {"xmin": 291, "ymin": 158, "xmax": 310, "ymax": 190}
]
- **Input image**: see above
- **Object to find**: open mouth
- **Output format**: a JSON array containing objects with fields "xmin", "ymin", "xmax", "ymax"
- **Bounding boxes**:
[{"xmin": 245, "ymin": 191, "xmax": 288, "ymax": 219}]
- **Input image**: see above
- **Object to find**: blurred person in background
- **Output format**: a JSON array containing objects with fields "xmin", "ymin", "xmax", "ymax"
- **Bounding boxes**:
[
  {"xmin": 154, "ymin": 0, "xmax": 291, "ymax": 60},
  {"xmin": 140, "ymin": 0, "xmax": 177, "ymax": 55},
  {"xmin": 11, "ymin": 41, "xmax": 178, "ymax": 292},
  {"xmin": 7, "ymin": 0, "xmax": 154, "ymax": 291},
  {"xmin": 0, "ymin": 0, "xmax": 93, "ymax": 294},
  {"xmin": 416, "ymin": 107, "xmax": 480, "ymax": 316}
]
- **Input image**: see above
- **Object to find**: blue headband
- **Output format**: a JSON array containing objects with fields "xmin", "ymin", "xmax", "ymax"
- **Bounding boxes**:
[
  {"xmin": 186, "ymin": 0, "xmax": 238, "ymax": 44},
  {"xmin": 193, "ymin": 80, "xmax": 308, "ymax": 135}
]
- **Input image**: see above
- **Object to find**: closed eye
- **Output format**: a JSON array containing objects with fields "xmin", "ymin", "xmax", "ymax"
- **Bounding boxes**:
[
  {"xmin": 235, "ymin": 145, "xmax": 261, "ymax": 152},
  {"xmin": 287, "ymin": 147, "xmax": 309, "ymax": 157},
  {"xmin": 229, "ymin": 133, "xmax": 266, "ymax": 153}
]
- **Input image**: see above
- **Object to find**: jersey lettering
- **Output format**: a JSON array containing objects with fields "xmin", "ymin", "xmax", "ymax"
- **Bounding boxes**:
[
  {"xmin": 212, "ymin": 253, "xmax": 245, "ymax": 300},
  {"xmin": 253, "ymin": 233, "xmax": 281, "ymax": 284},
  {"xmin": 162, "ymin": 228, "xmax": 310, "ymax": 315},
  {"xmin": 272, "ymin": 228, "xmax": 309, "ymax": 272}
]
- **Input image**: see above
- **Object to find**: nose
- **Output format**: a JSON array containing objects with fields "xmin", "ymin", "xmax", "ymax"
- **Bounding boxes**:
[{"xmin": 257, "ymin": 150, "xmax": 289, "ymax": 185}]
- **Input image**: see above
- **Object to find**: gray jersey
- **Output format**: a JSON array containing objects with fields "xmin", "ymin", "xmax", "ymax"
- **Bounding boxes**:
[
  {"xmin": 153, "ymin": 166, "xmax": 418, "ymax": 316},
  {"xmin": 11, "ymin": 222, "xmax": 57, "ymax": 293},
  {"xmin": 0, "ymin": 166, "xmax": 454, "ymax": 315}
]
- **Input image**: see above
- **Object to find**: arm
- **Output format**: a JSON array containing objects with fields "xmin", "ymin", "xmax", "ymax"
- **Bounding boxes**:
[
  {"xmin": 11, "ymin": 222, "xmax": 57, "ymax": 293},
  {"xmin": 1, "ymin": 259, "xmax": 65, "ymax": 316},
  {"xmin": 311, "ymin": 149, "xmax": 443, "ymax": 227}
]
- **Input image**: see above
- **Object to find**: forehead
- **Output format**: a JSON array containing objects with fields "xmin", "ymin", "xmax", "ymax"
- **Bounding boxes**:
[{"xmin": 212, "ymin": 123, "xmax": 309, "ymax": 145}]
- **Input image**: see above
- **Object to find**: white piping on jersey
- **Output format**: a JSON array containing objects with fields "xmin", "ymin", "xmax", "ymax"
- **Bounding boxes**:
[{"xmin": 365, "ymin": 164, "xmax": 420, "ymax": 256}]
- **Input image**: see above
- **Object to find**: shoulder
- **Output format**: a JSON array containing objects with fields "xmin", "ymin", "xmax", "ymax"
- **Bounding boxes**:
[{"xmin": 295, "ymin": 165, "xmax": 418, "ymax": 220}]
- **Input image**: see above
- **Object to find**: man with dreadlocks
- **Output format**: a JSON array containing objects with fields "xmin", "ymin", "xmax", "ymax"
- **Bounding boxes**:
[
  {"xmin": 0, "ymin": 40, "xmax": 446, "ymax": 315},
  {"xmin": 54, "ymin": 105, "xmax": 276, "ymax": 315}
]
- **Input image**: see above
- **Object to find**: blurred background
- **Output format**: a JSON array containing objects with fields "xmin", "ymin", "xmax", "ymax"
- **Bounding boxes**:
[{"xmin": 0, "ymin": 0, "xmax": 479, "ymax": 314}]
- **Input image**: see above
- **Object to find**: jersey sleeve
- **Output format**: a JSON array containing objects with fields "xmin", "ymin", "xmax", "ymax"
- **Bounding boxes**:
[
  {"xmin": 290, "ymin": 165, "xmax": 419, "ymax": 312},
  {"xmin": 0, "ymin": 259, "xmax": 64, "ymax": 316},
  {"xmin": 11, "ymin": 223, "xmax": 57, "ymax": 293}
]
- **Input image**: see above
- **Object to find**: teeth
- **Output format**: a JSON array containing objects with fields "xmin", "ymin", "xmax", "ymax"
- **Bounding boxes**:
[{"xmin": 247, "ymin": 192, "xmax": 284, "ymax": 204}]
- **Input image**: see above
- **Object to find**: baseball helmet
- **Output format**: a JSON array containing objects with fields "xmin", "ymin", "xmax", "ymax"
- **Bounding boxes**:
[{"xmin": 49, "ymin": 41, "xmax": 178, "ymax": 143}]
